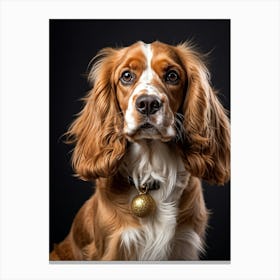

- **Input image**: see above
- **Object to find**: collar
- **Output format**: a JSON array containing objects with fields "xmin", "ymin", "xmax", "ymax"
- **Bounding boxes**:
[{"xmin": 127, "ymin": 176, "xmax": 160, "ymax": 191}]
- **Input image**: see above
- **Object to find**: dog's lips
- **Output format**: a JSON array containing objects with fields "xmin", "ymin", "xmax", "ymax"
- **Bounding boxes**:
[
  {"xmin": 138, "ymin": 122, "xmax": 160, "ymax": 135},
  {"xmin": 140, "ymin": 122, "xmax": 155, "ymax": 130},
  {"xmin": 125, "ymin": 122, "xmax": 160, "ymax": 138},
  {"xmin": 124, "ymin": 120, "xmax": 175, "ymax": 142}
]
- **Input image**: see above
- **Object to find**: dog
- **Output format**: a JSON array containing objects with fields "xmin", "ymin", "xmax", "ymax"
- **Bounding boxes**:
[{"xmin": 50, "ymin": 41, "xmax": 230, "ymax": 261}]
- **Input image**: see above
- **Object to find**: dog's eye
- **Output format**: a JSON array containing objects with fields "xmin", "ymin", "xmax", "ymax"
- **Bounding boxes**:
[
  {"xmin": 165, "ymin": 70, "xmax": 179, "ymax": 84},
  {"xmin": 120, "ymin": 71, "xmax": 135, "ymax": 85}
]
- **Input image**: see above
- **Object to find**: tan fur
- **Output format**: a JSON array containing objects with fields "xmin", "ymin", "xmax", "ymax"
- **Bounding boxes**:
[
  {"xmin": 50, "ymin": 41, "xmax": 230, "ymax": 261},
  {"xmin": 177, "ymin": 176, "xmax": 209, "ymax": 237},
  {"xmin": 175, "ymin": 43, "xmax": 230, "ymax": 184}
]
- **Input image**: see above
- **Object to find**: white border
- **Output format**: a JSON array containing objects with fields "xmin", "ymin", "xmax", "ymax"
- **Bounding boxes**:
[{"xmin": 0, "ymin": 0, "xmax": 279, "ymax": 279}]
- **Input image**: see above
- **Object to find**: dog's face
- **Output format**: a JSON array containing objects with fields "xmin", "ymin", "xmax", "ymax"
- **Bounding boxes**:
[
  {"xmin": 113, "ymin": 41, "xmax": 186, "ymax": 142},
  {"xmin": 68, "ymin": 41, "xmax": 230, "ymax": 184}
]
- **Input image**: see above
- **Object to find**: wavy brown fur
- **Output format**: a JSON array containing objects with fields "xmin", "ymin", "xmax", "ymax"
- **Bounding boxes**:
[
  {"xmin": 175, "ymin": 43, "xmax": 230, "ymax": 184},
  {"xmin": 66, "ymin": 48, "xmax": 127, "ymax": 180}
]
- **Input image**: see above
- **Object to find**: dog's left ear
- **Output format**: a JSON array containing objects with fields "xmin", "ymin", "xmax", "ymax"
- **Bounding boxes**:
[
  {"xmin": 66, "ymin": 48, "xmax": 126, "ymax": 181},
  {"xmin": 175, "ymin": 43, "xmax": 230, "ymax": 185}
]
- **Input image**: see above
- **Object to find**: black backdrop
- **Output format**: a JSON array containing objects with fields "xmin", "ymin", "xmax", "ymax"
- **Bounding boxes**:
[{"xmin": 50, "ymin": 19, "xmax": 230, "ymax": 260}]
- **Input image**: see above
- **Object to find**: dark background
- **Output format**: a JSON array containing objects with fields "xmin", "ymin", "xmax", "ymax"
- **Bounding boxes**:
[{"xmin": 50, "ymin": 19, "xmax": 230, "ymax": 261}]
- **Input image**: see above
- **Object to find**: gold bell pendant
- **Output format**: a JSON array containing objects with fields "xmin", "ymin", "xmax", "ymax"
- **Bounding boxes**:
[{"xmin": 130, "ymin": 186, "xmax": 156, "ymax": 218}]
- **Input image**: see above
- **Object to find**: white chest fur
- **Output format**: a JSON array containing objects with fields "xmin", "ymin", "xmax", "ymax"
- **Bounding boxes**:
[{"xmin": 120, "ymin": 140, "xmax": 190, "ymax": 260}]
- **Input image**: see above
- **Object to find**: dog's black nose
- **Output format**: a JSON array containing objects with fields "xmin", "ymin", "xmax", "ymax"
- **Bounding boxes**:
[{"xmin": 135, "ymin": 95, "xmax": 162, "ymax": 115}]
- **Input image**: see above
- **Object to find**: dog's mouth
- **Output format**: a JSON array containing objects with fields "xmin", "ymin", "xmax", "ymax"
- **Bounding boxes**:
[
  {"xmin": 140, "ymin": 122, "xmax": 155, "ymax": 130},
  {"xmin": 124, "ymin": 119, "xmax": 176, "ymax": 142},
  {"xmin": 126, "ymin": 121, "xmax": 172, "ymax": 141},
  {"xmin": 138, "ymin": 122, "xmax": 160, "ymax": 136}
]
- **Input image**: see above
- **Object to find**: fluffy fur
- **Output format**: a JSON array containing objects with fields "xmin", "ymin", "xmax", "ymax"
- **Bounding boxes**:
[{"xmin": 50, "ymin": 41, "xmax": 230, "ymax": 261}]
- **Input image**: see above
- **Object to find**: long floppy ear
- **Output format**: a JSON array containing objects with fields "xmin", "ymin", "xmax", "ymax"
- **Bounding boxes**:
[
  {"xmin": 66, "ymin": 48, "xmax": 126, "ymax": 181},
  {"xmin": 176, "ymin": 43, "xmax": 230, "ymax": 185}
]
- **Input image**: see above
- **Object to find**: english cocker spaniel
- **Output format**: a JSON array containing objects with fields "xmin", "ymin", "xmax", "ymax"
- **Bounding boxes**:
[{"xmin": 50, "ymin": 41, "xmax": 230, "ymax": 261}]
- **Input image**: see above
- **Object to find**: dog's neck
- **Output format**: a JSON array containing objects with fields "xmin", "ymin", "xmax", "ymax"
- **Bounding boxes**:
[{"xmin": 120, "ymin": 140, "xmax": 189, "ymax": 202}]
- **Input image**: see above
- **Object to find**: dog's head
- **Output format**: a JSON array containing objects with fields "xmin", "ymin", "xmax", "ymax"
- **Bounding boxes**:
[{"xmin": 67, "ymin": 41, "xmax": 230, "ymax": 184}]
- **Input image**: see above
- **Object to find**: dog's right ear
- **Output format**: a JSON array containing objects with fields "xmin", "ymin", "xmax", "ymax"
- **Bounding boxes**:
[
  {"xmin": 175, "ymin": 43, "xmax": 230, "ymax": 185},
  {"xmin": 66, "ymin": 48, "xmax": 126, "ymax": 181}
]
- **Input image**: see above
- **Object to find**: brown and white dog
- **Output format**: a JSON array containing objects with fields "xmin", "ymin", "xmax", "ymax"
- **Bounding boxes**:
[{"xmin": 50, "ymin": 41, "xmax": 230, "ymax": 261}]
